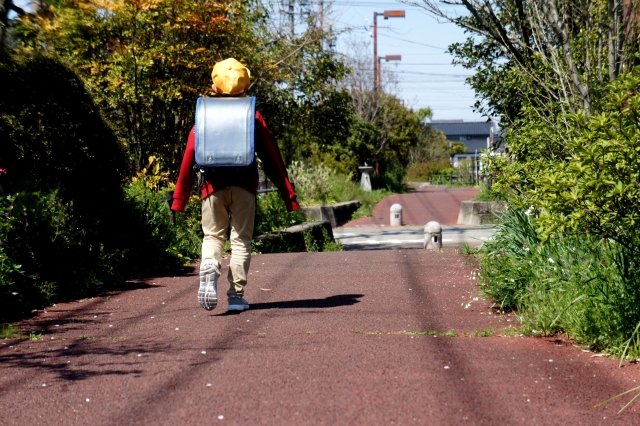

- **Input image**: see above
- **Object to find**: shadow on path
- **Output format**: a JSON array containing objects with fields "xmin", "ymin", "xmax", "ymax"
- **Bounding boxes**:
[{"xmin": 213, "ymin": 294, "xmax": 363, "ymax": 316}]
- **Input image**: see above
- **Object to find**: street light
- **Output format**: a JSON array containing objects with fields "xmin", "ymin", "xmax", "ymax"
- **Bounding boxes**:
[
  {"xmin": 378, "ymin": 55, "xmax": 402, "ymax": 92},
  {"xmin": 373, "ymin": 10, "xmax": 405, "ymax": 93}
]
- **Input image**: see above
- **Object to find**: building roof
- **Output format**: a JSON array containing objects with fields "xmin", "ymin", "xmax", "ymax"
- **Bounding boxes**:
[{"xmin": 428, "ymin": 121, "xmax": 498, "ymax": 136}]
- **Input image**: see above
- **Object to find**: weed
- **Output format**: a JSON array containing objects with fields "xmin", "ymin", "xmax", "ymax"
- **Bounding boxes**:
[
  {"xmin": 458, "ymin": 243, "xmax": 476, "ymax": 256},
  {"xmin": 111, "ymin": 336, "xmax": 126, "ymax": 340},
  {"xmin": 473, "ymin": 182, "xmax": 507, "ymax": 202},
  {"xmin": 106, "ymin": 296, "xmax": 112, "ymax": 301},
  {"xmin": 76, "ymin": 336, "xmax": 94, "ymax": 341},
  {"xmin": 0, "ymin": 324, "xmax": 17, "ymax": 339},
  {"xmin": 407, "ymin": 330, "xmax": 438, "ymax": 336},
  {"xmin": 353, "ymin": 330, "xmax": 381, "ymax": 335},
  {"xmin": 257, "ymin": 332, "xmax": 266, "ymax": 337},
  {"xmin": 389, "ymin": 330, "xmax": 458, "ymax": 337},
  {"xmin": 321, "ymin": 228, "xmax": 344, "ymax": 252},
  {"xmin": 596, "ymin": 386, "xmax": 640, "ymax": 414},
  {"xmin": 305, "ymin": 331, "xmax": 314, "ymax": 335},
  {"xmin": 499, "ymin": 326, "xmax": 521, "ymax": 337},
  {"xmin": 302, "ymin": 229, "xmax": 319, "ymax": 253},
  {"xmin": 479, "ymin": 206, "xmax": 640, "ymax": 358},
  {"xmin": 472, "ymin": 328, "xmax": 495, "ymax": 337},
  {"xmin": 29, "ymin": 332, "xmax": 43, "ymax": 340}
]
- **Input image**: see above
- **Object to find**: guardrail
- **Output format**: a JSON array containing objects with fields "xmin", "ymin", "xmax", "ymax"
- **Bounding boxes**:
[{"xmin": 429, "ymin": 174, "xmax": 475, "ymax": 185}]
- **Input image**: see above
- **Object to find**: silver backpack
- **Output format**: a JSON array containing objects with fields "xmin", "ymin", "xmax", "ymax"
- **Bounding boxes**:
[{"xmin": 194, "ymin": 96, "xmax": 256, "ymax": 169}]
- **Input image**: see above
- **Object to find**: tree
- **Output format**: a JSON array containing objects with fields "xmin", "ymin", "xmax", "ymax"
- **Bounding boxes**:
[
  {"xmin": 0, "ymin": 0, "xmax": 26, "ymax": 54},
  {"xmin": 407, "ymin": 0, "xmax": 640, "ymax": 121},
  {"xmin": 16, "ymin": 0, "xmax": 352, "ymax": 174},
  {"xmin": 338, "ymin": 37, "xmax": 424, "ymax": 175}
]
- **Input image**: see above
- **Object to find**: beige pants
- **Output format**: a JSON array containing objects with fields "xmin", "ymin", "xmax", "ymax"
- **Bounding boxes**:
[{"xmin": 201, "ymin": 186, "xmax": 255, "ymax": 297}]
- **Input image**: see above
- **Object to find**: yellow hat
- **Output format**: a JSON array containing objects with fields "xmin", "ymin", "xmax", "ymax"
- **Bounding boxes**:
[{"xmin": 211, "ymin": 58, "xmax": 251, "ymax": 95}]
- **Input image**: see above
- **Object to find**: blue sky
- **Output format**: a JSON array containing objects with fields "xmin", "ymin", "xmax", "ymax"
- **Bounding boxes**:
[{"xmin": 329, "ymin": 0, "xmax": 485, "ymax": 121}]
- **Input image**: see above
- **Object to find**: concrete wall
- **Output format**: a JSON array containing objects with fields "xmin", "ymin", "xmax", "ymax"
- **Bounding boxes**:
[
  {"xmin": 457, "ymin": 201, "xmax": 506, "ymax": 225},
  {"xmin": 301, "ymin": 201, "xmax": 361, "ymax": 228}
]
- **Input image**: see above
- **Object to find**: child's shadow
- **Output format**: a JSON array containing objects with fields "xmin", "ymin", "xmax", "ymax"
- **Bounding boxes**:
[{"xmin": 213, "ymin": 294, "xmax": 363, "ymax": 316}]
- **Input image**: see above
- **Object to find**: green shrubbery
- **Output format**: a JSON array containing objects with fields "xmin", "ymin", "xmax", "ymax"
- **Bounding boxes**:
[
  {"xmin": 0, "ymin": 56, "xmax": 194, "ymax": 320},
  {"xmin": 405, "ymin": 159, "xmax": 452, "ymax": 182},
  {"xmin": 479, "ymin": 207, "xmax": 640, "ymax": 358},
  {"xmin": 287, "ymin": 161, "xmax": 393, "ymax": 220},
  {"xmin": 475, "ymin": 70, "xmax": 640, "ymax": 359},
  {"xmin": 473, "ymin": 183, "xmax": 506, "ymax": 202},
  {"xmin": 0, "ymin": 182, "xmax": 192, "ymax": 320}
]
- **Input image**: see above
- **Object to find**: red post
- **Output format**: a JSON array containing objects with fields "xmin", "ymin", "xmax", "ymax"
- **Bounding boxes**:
[
  {"xmin": 373, "ymin": 12, "xmax": 378, "ymax": 93},
  {"xmin": 373, "ymin": 11, "xmax": 405, "ymax": 94},
  {"xmin": 377, "ymin": 57, "xmax": 381, "ymax": 92}
]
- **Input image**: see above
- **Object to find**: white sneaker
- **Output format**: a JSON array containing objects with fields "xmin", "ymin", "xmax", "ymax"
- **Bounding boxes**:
[{"xmin": 198, "ymin": 264, "xmax": 219, "ymax": 310}]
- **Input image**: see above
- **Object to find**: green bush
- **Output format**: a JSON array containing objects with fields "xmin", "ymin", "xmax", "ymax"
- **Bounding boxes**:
[
  {"xmin": 474, "ymin": 183, "xmax": 507, "ymax": 202},
  {"xmin": 370, "ymin": 163, "xmax": 408, "ymax": 193},
  {"xmin": 479, "ymin": 207, "xmax": 640, "ymax": 358},
  {"xmin": 288, "ymin": 161, "xmax": 335, "ymax": 206},
  {"xmin": 253, "ymin": 190, "xmax": 340, "ymax": 253},
  {"xmin": 287, "ymin": 161, "xmax": 392, "ymax": 220},
  {"xmin": 0, "ymin": 181, "xmax": 202, "ymax": 320},
  {"xmin": 0, "ymin": 55, "xmax": 198, "ymax": 320},
  {"xmin": 405, "ymin": 160, "xmax": 451, "ymax": 181},
  {"xmin": 254, "ymin": 191, "xmax": 306, "ymax": 236}
]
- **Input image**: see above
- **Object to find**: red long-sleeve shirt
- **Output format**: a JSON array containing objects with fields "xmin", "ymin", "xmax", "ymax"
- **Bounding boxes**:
[{"xmin": 171, "ymin": 111, "xmax": 299, "ymax": 212}]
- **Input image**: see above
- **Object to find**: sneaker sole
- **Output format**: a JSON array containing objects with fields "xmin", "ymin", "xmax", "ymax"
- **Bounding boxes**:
[
  {"xmin": 198, "ymin": 288, "xmax": 217, "ymax": 310},
  {"xmin": 198, "ymin": 265, "xmax": 219, "ymax": 311}
]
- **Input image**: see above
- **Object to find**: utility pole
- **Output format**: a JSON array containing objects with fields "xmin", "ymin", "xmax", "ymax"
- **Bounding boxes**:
[
  {"xmin": 378, "ymin": 55, "xmax": 401, "ymax": 92},
  {"xmin": 372, "ymin": 10, "xmax": 405, "ymax": 94},
  {"xmin": 289, "ymin": 0, "xmax": 295, "ymax": 36}
]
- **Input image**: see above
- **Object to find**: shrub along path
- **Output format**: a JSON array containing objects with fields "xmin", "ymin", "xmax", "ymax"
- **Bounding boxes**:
[
  {"xmin": 345, "ymin": 186, "xmax": 479, "ymax": 227},
  {"xmin": 1, "ymin": 250, "xmax": 640, "ymax": 425}
]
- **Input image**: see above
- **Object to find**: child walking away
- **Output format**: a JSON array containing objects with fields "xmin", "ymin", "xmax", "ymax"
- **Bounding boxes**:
[{"xmin": 171, "ymin": 58, "xmax": 299, "ymax": 312}]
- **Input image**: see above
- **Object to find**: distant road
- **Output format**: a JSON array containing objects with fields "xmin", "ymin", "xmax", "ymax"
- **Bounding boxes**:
[
  {"xmin": 334, "ymin": 225, "xmax": 495, "ymax": 251},
  {"xmin": 337, "ymin": 185, "xmax": 492, "ymax": 249},
  {"xmin": 344, "ymin": 186, "xmax": 479, "ymax": 227}
]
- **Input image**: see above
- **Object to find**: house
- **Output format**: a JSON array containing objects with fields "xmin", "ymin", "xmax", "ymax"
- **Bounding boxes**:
[{"xmin": 428, "ymin": 120, "xmax": 501, "ymax": 168}]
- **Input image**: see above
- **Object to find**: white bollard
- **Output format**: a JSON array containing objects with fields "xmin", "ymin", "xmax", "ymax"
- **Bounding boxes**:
[
  {"xmin": 424, "ymin": 221, "xmax": 442, "ymax": 249},
  {"xmin": 390, "ymin": 204, "xmax": 403, "ymax": 226}
]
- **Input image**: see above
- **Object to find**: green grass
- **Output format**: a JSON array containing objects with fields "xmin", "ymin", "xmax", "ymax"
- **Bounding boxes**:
[
  {"xmin": 1, "ymin": 324, "xmax": 18, "ymax": 339},
  {"xmin": 473, "ymin": 182, "xmax": 507, "ymax": 202},
  {"xmin": 457, "ymin": 243, "xmax": 476, "ymax": 256},
  {"xmin": 29, "ymin": 332, "xmax": 43, "ymax": 340},
  {"xmin": 472, "ymin": 328, "xmax": 494, "ymax": 337},
  {"xmin": 499, "ymin": 326, "xmax": 522, "ymax": 337},
  {"xmin": 478, "ymin": 206, "xmax": 640, "ymax": 359},
  {"xmin": 353, "ymin": 330, "xmax": 381, "ymax": 335}
]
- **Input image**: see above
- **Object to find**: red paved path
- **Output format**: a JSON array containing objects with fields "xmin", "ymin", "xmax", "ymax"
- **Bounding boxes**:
[
  {"xmin": 344, "ymin": 186, "xmax": 479, "ymax": 227},
  {"xmin": 1, "ymin": 250, "xmax": 639, "ymax": 425}
]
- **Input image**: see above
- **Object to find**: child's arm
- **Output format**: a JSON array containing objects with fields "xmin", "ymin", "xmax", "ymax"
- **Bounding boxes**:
[
  {"xmin": 254, "ymin": 112, "xmax": 300, "ymax": 212},
  {"xmin": 171, "ymin": 127, "xmax": 197, "ymax": 212}
]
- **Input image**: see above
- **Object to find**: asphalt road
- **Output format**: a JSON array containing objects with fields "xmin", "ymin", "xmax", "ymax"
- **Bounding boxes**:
[
  {"xmin": 337, "ymin": 186, "xmax": 494, "ymax": 250},
  {"xmin": 1, "ymin": 251, "xmax": 639, "ymax": 425},
  {"xmin": 345, "ymin": 186, "xmax": 480, "ymax": 228},
  {"xmin": 334, "ymin": 225, "xmax": 495, "ymax": 251}
]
